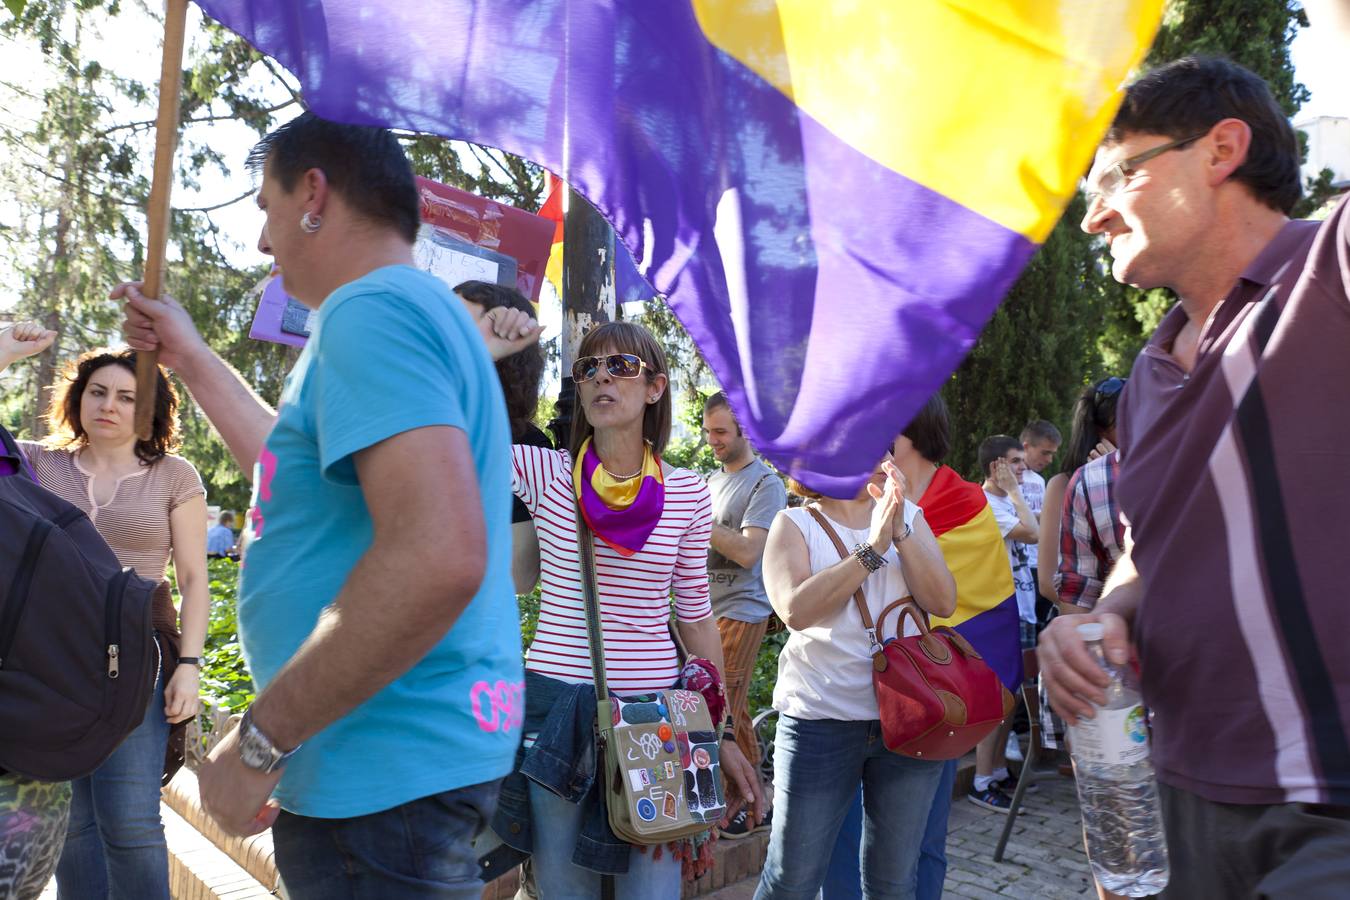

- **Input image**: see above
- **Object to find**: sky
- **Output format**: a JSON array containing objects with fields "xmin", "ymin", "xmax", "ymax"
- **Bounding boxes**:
[
  {"xmin": 1, "ymin": 3, "xmax": 1347, "ymax": 320},
  {"xmin": 1290, "ymin": 7, "xmax": 1347, "ymax": 121}
]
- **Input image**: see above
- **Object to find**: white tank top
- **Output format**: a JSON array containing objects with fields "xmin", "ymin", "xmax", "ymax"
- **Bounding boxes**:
[{"xmin": 772, "ymin": 501, "xmax": 922, "ymax": 721}]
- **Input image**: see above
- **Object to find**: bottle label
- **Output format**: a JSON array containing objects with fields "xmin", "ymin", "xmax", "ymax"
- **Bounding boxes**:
[{"xmin": 1070, "ymin": 704, "xmax": 1150, "ymax": 766}]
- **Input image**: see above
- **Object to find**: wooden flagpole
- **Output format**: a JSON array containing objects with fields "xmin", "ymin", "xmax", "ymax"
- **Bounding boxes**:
[{"xmin": 133, "ymin": 0, "xmax": 189, "ymax": 440}]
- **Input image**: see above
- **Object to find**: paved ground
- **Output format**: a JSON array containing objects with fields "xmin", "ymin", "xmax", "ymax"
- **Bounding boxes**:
[
  {"xmin": 706, "ymin": 766, "xmax": 1096, "ymax": 899},
  {"xmin": 36, "ymin": 764, "xmax": 1094, "ymax": 900}
]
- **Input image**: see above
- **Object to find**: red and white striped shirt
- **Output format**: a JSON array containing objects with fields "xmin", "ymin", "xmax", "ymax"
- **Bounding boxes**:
[{"xmin": 512, "ymin": 445, "xmax": 712, "ymax": 694}]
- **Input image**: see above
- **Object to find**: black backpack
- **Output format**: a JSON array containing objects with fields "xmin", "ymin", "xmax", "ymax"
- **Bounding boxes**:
[{"xmin": 0, "ymin": 426, "xmax": 159, "ymax": 781}]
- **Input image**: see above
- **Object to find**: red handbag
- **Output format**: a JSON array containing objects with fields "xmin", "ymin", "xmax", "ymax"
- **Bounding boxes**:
[{"xmin": 807, "ymin": 508, "xmax": 1014, "ymax": 760}]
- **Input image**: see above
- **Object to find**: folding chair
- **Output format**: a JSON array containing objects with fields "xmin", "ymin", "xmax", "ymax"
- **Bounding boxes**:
[{"xmin": 994, "ymin": 648, "xmax": 1048, "ymax": 861}]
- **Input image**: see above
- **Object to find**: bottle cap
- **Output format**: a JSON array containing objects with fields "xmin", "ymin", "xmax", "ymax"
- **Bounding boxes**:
[{"xmin": 1077, "ymin": 622, "xmax": 1105, "ymax": 642}]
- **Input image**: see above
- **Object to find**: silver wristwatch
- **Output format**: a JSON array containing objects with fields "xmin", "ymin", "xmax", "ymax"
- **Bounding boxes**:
[{"xmin": 238, "ymin": 707, "xmax": 299, "ymax": 774}]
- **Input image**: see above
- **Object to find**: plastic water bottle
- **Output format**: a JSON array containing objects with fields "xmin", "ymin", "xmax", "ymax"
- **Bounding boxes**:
[{"xmin": 1067, "ymin": 622, "xmax": 1169, "ymax": 897}]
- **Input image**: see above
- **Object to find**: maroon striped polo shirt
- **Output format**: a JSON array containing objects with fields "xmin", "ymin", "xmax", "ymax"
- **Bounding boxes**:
[{"xmin": 1116, "ymin": 197, "xmax": 1350, "ymax": 806}]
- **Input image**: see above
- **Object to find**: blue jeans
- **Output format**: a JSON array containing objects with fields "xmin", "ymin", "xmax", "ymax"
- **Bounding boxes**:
[
  {"xmin": 272, "ymin": 779, "xmax": 502, "ymax": 900},
  {"xmin": 755, "ymin": 716, "xmax": 943, "ymax": 900},
  {"xmin": 56, "ymin": 679, "xmax": 170, "ymax": 900},
  {"xmin": 916, "ymin": 760, "xmax": 957, "ymax": 900},
  {"xmin": 821, "ymin": 760, "xmax": 955, "ymax": 900},
  {"xmin": 822, "ymin": 787, "xmax": 864, "ymax": 900},
  {"xmin": 527, "ymin": 781, "xmax": 681, "ymax": 899}
]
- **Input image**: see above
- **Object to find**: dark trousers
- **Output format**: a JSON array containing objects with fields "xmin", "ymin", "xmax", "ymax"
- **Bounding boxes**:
[
  {"xmin": 273, "ymin": 779, "xmax": 501, "ymax": 900},
  {"xmin": 1160, "ymin": 782, "xmax": 1350, "ymax": 899}
]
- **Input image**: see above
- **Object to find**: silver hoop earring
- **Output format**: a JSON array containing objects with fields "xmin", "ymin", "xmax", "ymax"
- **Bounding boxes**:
[{"xmin": 300, "ymin": 212, "xmax": 322, "ymax": 233}]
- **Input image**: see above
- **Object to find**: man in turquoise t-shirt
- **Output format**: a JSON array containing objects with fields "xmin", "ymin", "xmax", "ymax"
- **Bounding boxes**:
[{"xmin": 118, "ymin": 114, "xmax": 538, "ymax": 899}]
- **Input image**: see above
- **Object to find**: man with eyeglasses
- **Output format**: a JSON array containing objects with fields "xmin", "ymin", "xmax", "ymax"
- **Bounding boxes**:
[{"xmin": 1038, "ymin": 55, "xmax": 1350, "ymax": 895}]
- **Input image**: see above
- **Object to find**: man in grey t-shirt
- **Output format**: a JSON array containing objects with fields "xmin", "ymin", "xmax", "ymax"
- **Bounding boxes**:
[{"xmin": 702, "ymin": 392, "xmax": 786, "ymax": 836}]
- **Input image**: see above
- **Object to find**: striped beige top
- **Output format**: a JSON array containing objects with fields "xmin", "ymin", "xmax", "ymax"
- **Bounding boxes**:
[{"xmin": 19, "ymin": 441, "xmax": 205, "ymax": 582}]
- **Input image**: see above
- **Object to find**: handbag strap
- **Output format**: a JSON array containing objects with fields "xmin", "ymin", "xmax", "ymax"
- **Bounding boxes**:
[
  {"xmin": 575, "ymin": 505, "xmax": 621, "ymax": 900},
  {"xmin": 805, "ymin": 505, "xmax": 930, "ymax": 653},
  {"xmin": 805, "ymin": 506, "xmax": 881, "ymax": 651},
  {"xmin": 575, "ymin": 502, "xmax": 610, "ymax": 707},
  {"xmin": 740, "ymin": 472, "xmax": 775, "ymax": 527}
]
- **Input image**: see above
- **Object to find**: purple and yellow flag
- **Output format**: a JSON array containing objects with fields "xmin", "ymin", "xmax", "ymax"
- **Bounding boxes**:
[
  {"xmin": 921, "ymin": 466, "xmax": 1022, "ymax": 690},
  {"xmin": 195, "ymin": 0, "xmax": 1162, "ymax": 495}
]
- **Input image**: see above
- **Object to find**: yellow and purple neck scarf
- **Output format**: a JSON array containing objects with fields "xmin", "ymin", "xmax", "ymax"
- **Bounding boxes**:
[{"xmin": 574, "ymin": 438, "xmax": 665, "ymax": 557}]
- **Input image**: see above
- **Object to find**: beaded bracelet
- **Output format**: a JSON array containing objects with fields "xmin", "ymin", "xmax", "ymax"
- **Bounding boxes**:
[{"xmin": 852, "ymin": 541, "xmax": 887, "ymax": 573}]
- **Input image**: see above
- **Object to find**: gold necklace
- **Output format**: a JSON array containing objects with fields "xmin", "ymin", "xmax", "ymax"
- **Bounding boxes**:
[{"xmin": 602, "ymin": 461, "xmax": 644, "ymax": 480}]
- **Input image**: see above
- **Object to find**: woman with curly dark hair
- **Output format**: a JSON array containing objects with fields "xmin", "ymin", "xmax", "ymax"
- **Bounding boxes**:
[
  {"xmin": 454, "ymin": 280, "xmax": 552, "ymax": 594},
  {"xmin": 0, "ymin": 324, "xmax": 207, "ymax": 900}
]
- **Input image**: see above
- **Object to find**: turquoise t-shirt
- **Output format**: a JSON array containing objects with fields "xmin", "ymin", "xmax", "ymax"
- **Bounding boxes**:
[{"xmin": 238, "ymin": 265, "xmax": 523, "ymax": 818}]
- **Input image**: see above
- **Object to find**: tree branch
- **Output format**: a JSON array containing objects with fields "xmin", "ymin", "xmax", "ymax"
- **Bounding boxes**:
[
  {"xmin": 20, "ymin": 162, "xmax": 141, "ymax": 207},
  {"xmin": 258, "ymin": 57, "xmax": 305, "ymax": 107},
  {"xmin": 467, "ymin": 142, "xmax": 513, "ymax": 184},
  {"xmin": 178, "ymin": 187, "xmax": 255, "ymax": 214},
  {"xmin": 97, "ymin": 98, "xmax": 299, "ymax": 138}
]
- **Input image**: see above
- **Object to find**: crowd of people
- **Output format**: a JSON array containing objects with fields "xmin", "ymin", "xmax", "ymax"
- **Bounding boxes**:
[{"xmin": 1, "ymin": 41, "xmax": 1348, "ymax": 900}]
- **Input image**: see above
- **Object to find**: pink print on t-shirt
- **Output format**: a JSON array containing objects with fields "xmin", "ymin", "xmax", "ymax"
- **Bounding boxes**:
[
  {"xmin": 470, "ymin": 679, "xmax": 524, "ymax": 733},
  {"xmin": 243, "ymin": 445, "xmax": 278, "ymax": 557}
]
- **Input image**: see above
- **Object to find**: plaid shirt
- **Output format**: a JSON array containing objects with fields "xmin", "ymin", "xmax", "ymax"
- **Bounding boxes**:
[{"xmin": 1053, "ymin": 451, "xmax": 1126, "ymax": 610}]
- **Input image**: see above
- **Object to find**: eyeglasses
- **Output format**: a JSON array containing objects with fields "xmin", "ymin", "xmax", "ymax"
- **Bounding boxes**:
[
  {"xmin": 1085, "ymin": 133, "xmax": 1207, "ymax": 205},
  {"xmin": 1094, "ymin": 376, "xmax": 1127, "ymax": 404},
  {"xmin": 571, "ymin": 353, "xmax": 652, "ymax": 383}
]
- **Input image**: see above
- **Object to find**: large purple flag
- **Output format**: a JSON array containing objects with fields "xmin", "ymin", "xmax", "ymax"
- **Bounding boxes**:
[{"xmin": 195, "ymin": 0, "xmax": 1160, "ymax": 495}]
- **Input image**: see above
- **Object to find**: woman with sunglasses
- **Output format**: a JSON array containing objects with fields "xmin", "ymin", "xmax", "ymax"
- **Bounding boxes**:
[
  {"xmin": 1035, "ymin": 376, "xmax": 1126, "ymax": 611},
  {"xmin": 477, "ymin": 316, "xmax": 763, "ymax": 899}
]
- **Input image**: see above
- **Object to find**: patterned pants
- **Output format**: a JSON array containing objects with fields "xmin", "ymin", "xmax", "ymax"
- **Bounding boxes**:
[
  {"xmin": 0, "ymin": 774, "xmax": 71, "ymax": 900},
  {"xmin": 717, "ymin": 616, "xmax": 770, "ymax": 774}
]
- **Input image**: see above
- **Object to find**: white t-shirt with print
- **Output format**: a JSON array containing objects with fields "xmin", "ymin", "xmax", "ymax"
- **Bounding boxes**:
[
  {"xmin": 772, "ymin": 501, "xmax": 922, "ymax": 722},
  {"xmin": 1020, "ymin": 469, "xmax": 1046, "ymax": 569},
  {"xmin": 985, "ymin": 490, "xmax": 1037, "ymax": 624}
]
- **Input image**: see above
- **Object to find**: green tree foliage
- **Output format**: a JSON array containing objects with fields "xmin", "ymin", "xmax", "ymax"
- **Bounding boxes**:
[
  {"xmin": 944, "ymin": 195, "xmax": 1116, "ymax": 477},
  {"xmin": 199, "ymin": 557, "xmax": 254, "ymax": 712},
  {"xmin": 1, "ymin": 2, "xmax": 551, "ymax": 512},
  {"xmin": 0, "ymin": 3, "xmax": 301, "ymax": 510},
  {"xmin": 1147, "ymin": 0, "xmax": 1308, "ymax": 113}
]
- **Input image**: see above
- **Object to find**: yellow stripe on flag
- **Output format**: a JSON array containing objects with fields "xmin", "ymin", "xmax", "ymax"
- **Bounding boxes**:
[
  {"xmin": 691, "ymin": 0, "xmax": 1163, "ymax": 242},
  {"xmin": 928, "ymin": 504, "xmax": 1016, "ymax": 630}
]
